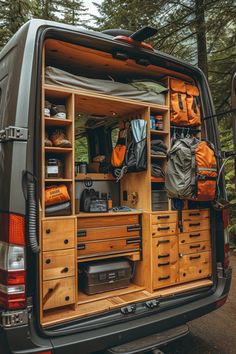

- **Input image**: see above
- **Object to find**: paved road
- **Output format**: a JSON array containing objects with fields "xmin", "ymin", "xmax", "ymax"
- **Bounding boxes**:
[{"xmin": 158, "ymin": 252, "xmax": 236, "ymax": 354}]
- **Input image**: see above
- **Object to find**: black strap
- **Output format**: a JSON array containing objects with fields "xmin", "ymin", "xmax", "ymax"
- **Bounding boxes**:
[
  {"xmin": 193, "ymin": 97, "xmax": 197, "ymax": 113},
  {"xmin": 198, "ymin": 175, "xmax": 217, "ymax": 181},
  {"xmin": 178, "ymin": 92, "xmax": 183, "ymax": 110}
]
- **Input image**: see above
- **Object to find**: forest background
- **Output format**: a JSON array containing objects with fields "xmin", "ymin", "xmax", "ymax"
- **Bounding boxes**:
[{"xmin": 0, "ymin": 0, "xmax": 235, "ymax": 241}]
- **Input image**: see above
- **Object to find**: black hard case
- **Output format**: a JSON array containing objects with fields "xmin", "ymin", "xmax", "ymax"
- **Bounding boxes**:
[{"xmin": 80, "ymin": 259, "xmax": 131, "ymax": 295}]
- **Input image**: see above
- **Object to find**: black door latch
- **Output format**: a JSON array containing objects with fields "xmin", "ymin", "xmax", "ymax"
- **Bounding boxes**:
[{"xmin": 120, "ymin": 304, "xmax": 136, "ymax": 315}]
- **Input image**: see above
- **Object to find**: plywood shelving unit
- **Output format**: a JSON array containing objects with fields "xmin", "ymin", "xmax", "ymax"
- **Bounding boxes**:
[{"xmin": 39, "ymin": 39, "xmax": 213, "ymax": 327}]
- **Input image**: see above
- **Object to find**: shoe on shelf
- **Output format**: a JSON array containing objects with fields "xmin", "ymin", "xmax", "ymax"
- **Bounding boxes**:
[
  {"xmin": 50, "ymin": 129, "xmax": 72, "ymax": 148},
  {"xmin": 45, "ymin": 132, "xmax": 53, "ymax": 147},
  {"xmin": 44, "ymin": 101, "xmax": 51, "ymax": 117},
  {"xmin": 51, "ymin": 104, "xmax": 67, "ymax": 119}
]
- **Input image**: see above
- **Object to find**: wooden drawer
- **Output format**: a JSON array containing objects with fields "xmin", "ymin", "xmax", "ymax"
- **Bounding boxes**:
[
  {"xmin": 42, "ymin": 218, "xmax": 75, "ymax": 251},
  {"xmin": 78, "ymin": 214, "xmax": 139, "ymax": 229},
  {"xmin": 43, "ymin": 249, "xmax": 75, "ymax": 281},
  {"xmin": 182, "ymin": 209, "xmax": 209, "ymax": 221},
  {"xmin": 179, "ymin": 241, "xmax": 211, "ymax": 255},
  {"xmin": 152, "ymin": 223, "xmax": 177, "ymax": 237},
  {"xmin": 77, "ymin": 237, "xmax": 141, "ymax": 259},
  {"xmin": 179, "ymin": 230, "xmax": 210, "ymax": 244},
  {"xmin": 77, "ymin": 224, "xmax": 141, "ymax": 242},
  {"xmin": 152, "ymin": 236, "xmax": 178, "ymax": 289},
  {"xmin": 151, "ymin": 212, "xmax": 177, "ymax": 225},
  {"xmin": 43, "ymin": 277, "xmax": 75, "ymax": 310},
  {"xmin": 182, "ymin": 220, "xmax": 210, "ymax": 233},
  {"xmin": 179, "ymin": 251, "xmax": 212, "ymax": 283}
]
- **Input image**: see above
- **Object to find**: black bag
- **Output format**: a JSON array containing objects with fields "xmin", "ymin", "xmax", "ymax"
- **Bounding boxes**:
[
  {"xmin": 126, "ymin": 137, "xmax": 147, "ymax": 172},
  {"xmin": 80, "ymin": 189, "xmax": 97, "ymax": 212}
]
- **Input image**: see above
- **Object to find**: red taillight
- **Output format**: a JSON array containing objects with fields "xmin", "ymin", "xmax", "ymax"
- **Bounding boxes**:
[
  {"xmin": 0, "ymin": 212, "xmax": 25, "ymax": 245},
  {"xmin": 216, "ymin": 296, "xmax": 227, "ymax": 308},
  {"xmin": 113, "ymin": 35, "xmax": 154, "ymax": 51},
  {"xmin": 0, "ymin": 269, "xmax": 26, "ymax": 285},
  {"xmin": 0, "ymin": 212, "xmax": 26, "ymax": 309}
]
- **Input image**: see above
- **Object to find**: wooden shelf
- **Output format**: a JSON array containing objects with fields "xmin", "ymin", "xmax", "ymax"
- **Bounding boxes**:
[
  {"xmin": 75, "ymin": 173, "xmax": 115, "ymax": 181},
  {"xmin": 78, "ymin": 283, "xmax": 144, "ymax": 305},
  {"xmin": 45, "ymin": 146, "xmax": 73, "ymax": 153},
  {"xmin": 41, "ymin": 279, "xmax": 213, "ymax": 327},
  {"xmin": 151, "ymin": 177, "xmax": 165, "ymax": 182},
  {"xmin": 44, "ymin": 84, "xmax": 169, "ymax": 113},
  {"xmin": 77, "ymin": 211, "xmax": 143, "ymax": 217},
  {"xmin": 150, "ymin": 129, "xmax": 169, "ymax": 135},
  {"xmin": 151, "ymin": 154, "xmax": 167, "ymax": 160},
  {"xmin": 45, "ymin": 178, "xmax": 73, "ymax": 183},
  {"xmin": 77, "ymin": 251, "xmax": 141, "ymax": 263},
  {"xmin": 45, "ymin": 117, "xmax": 73, "ymax": 126}
]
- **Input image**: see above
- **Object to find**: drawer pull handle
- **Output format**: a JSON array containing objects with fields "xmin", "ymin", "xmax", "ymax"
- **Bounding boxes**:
[
  {"xmin": 127, "ymin": 225, "xmax": 141, "ymax": 232},
  {"xmin": 158, "ymin": 275, "xmax": 170, "ymax": 281},
  {"xmin": 64, "ymin": 239, "xmax": 69, "ymax": 245},
  {"xmin": 158, "ymin": 262, "xmax": 170, "ymax": 267},
  {"xmin": 62, "ymin": 267, "xmax": 69, "ymax": 273},
  {"xmin": 189, "ymin": 223, "xmax": 201, "ymax": 227},
  {"xmin": 190, "ymin": 255, "xmax": 201, "ymax": 260},
  {"xmin": 126, "ymin": 238, "xmax": 141, "ymax": 245},
  {"xmin": 77, "ymin": 230, "xmax": 87, "ymax": 237},
  {"xmin": 157, "ymin": 239, "xmax": 170, "ymax": 245},
  {"xmin": 157, "ymin": 215, "xmax": 169, "ymax": 220},
  {"xmin": 190, "ymin": 244, "xmax": 201, "ymax": 249},
  {"xmin": 158, "ymin": 227, "xmax": 170, "ymax": 231},
  {"xmin": 46, "ymin": 229, "xmax": 51, "ymax": 234},
  {"xmin": 189, "ymin": 233, "xmax": 201, "ymax": 238},
  {"xmin": 77, "ymin": 244, "xmax": 86, "ymax": 250},
  {"xmin": 45, "ymin": 259, "xmax": 51, "ymax": 264},
  {"xmin": 158, "ymin": 253, "xmax": 170, "ymax": 259},
  {"xmin": 65, "ymin": 296, "xmax": 70, "ymax": 301},
  {"xmin": 189, "ymin": 212, "xmax": 200, "ymax": 216}
]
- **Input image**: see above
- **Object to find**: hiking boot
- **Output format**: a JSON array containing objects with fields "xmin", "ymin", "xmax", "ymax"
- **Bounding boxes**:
[
  {"xmin": 45, "ymin": 132, "xmax": 53, "ymax": 147},
  {"xmin": 51, "ymin": 104, "xmax": 67, "ymax": 119},
  {"xmin": 44, "ymin": 101, "xmax": 51, "ymax": 117},
  {"xmin": 50, "ymin": 129, "xmax": 72, "ymax": 148}
]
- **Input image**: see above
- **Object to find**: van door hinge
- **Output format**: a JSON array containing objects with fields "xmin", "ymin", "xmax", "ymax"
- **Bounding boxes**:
[
  {"xmin": 0, "ymin": 126, "xmax": 28, "ymax": 142},
  {"xmin": 0, "ymin": 306, "xmax": 32, "ymax": 328},
  {"xmin": 120, "ymin": 304, "xmax": 136, "ymax": 315}
]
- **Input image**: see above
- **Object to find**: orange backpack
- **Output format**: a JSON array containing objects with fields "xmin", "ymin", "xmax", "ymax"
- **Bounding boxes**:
[
  {"xmin": 170, "ymin": 79, "xmax": 201, "ymax": 127},
  {"xmin": 45, "ymin": 184, "xmax": 70, "ymax": 206}
]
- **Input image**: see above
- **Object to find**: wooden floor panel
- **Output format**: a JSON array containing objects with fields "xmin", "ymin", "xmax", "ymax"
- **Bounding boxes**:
[{"xmin": 42, "ymin": 279, "xmax": 213, "ymax": 327}]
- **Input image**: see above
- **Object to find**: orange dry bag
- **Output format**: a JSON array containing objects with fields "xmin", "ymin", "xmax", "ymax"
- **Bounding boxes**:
[{"xmin": 45, "ymin": 184, "xmax": 70, "ymax": 206}]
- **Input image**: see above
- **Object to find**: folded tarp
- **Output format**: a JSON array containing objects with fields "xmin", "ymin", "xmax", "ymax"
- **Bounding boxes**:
[{"xmin": 45, "ymin": 66, "xmax": 166, "ymax": 105}]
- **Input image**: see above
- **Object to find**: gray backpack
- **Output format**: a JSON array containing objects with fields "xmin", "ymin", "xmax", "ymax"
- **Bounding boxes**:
[{"xmin": 165, "ymin": 137, "xmax": 217, "ymax": 201}]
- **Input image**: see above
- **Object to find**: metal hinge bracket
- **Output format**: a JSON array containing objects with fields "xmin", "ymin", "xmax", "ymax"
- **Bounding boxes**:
[
  {"xmin": 0, "ymin": 306, "xmax": 32, "ymax": 328},
  {"xmin": 0, "ymin": 126, "xmax": 28, "ymax": 142}
]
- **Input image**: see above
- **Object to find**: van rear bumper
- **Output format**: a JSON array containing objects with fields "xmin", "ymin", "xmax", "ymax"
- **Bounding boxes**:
[{"xmin": 0, "ymin": 268, "xmax": 232, "ymax": 354}]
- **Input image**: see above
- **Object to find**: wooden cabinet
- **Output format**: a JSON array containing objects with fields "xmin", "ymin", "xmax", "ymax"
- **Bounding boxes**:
[
  {"xmin": 182, "ymin": 209, "xmax": 209, "ymax": 221},
  {"xmin": 43, "ymin": 277, "xmax": 75, "ymax": 310},
  {"xmin": 77, "ymin": 214, "xmax": 142, "ymax": 260},
  {"xmin": 179, "ymin": 241, "xmax": 211, "ymax": 255},
  {"xmin": 42, "ymin": 218, "xmax": 75, "ymax": 251},
  {"xmin": 151, "ymin": 212, "xmax": 177, "ymax": 225},
  {"xmin": 152, "ymin": 236, "xmax": 178, "ymax": 289},
  {"xmin": 41, "ymin": 218, "xmax": 77, "ymax": 311},
  {"xmin": 179, "ymin": 251, "xmax": 212, "ymax": 282},
  {"xmin": 179, "ymin": 230, "xmax": 210, "ymax": 244},
  {"xmin": 43, "ymin": 249, "xmax": 75, "ymax": 280},
  {"xmin": 151, "ymin": 223, "xmax": 177, "ymax": 237}
]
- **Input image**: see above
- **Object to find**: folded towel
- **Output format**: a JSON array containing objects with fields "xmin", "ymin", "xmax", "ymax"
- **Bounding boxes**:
[{"xmin": 151, "ymin": 164, "xmax": 165, "ymax": 178}]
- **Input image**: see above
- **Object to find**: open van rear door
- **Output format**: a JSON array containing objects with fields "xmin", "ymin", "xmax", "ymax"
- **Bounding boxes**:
[{"xmin": 231, "ymin": 71, "xmax": 236, "ymax": 187}]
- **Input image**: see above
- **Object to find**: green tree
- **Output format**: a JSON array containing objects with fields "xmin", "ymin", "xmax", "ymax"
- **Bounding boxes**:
[
  {"xmin": 0, "ymin": 0, "xmax": 31, "ymax": 48},
  {"xmin": 60, "ymin": 0, "xmax": 87, "ymax": 26},
  {"xmin": 31, "ymin": 0, "xmax": 61, "ymax": 21}
]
